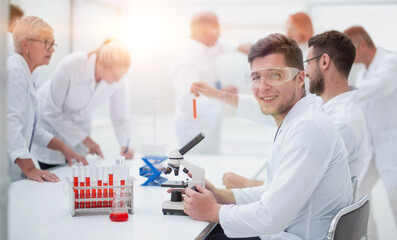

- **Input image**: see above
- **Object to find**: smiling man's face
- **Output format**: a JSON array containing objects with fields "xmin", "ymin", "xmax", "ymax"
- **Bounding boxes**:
[{"xmin": 251, "ymin": 53, "xmax": 304, "ymax": 120}]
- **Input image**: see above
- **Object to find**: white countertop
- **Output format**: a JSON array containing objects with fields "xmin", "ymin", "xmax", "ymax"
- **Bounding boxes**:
[{"xmin": 8, "ymin": 154, "xmax": 266, "ymax": 240}]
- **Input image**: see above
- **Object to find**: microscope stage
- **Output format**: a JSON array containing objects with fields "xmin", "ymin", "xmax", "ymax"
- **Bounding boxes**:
[{"xmin": 162, "ymin": 200, "xmax": 187, "ymax": 215}]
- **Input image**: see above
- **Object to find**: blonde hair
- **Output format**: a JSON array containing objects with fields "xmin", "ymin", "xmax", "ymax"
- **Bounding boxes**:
[
  {"xmin": 289, "ymin": 12, "xmax": 314, "ymax": 43},
  {"xmin": 89, "ymin": 39, "xmax": 131, "ymax": 69},
  {"xmin": 13, "ymin": 16, "xmax": 53, "ymax": 53}
]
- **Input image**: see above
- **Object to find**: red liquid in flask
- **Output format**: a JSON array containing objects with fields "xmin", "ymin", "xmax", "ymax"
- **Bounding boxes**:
[{"xmin": 109, "ymin": 212, "xmax": 129, "ymax": 222}]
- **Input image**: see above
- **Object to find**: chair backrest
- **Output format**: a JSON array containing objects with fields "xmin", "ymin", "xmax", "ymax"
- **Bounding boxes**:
[
  {"xmin": 351, "ymin": 176, "xmax": 358, "ymax": 201},
  {"xmin": 327, "ymin": 195, "xmax": 370, "ymax": 240}
]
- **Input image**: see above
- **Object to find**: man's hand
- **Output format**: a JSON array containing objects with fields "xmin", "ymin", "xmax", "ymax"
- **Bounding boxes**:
[
  {"xmin": 61, "ymin": 146, "xmax": 88, "ymax": 166},
  {"xmin": 191, "ymin": 81, "xmax": 221, "ymax": 99},
  {"xmin": 15, "ymin": 158, "xmax": 60, "ymax": 183},
  {"xmin": 25, "ymin": 168, "xmax": 60, "ymax": 182},
  {"xmin": 183, "ymin": 185, "xmax": 221, "ymax": 222},
  {"xmin": 121, "ymin": 147, "xmax": 134, "ymax": 159},
  {"xmin": 223, "ymin": 172, "xmax": 264, "ymax": 189},
  {"xmin": 83, "ymin": 136, "xmax": 104, "ymax": 158}
]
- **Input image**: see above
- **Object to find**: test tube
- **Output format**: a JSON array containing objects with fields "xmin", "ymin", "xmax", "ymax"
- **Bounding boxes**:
[
  {"xmin": 109, "ymin": 166, "xmax": 114, "ymax": 197},
  {"xmin": 86, "ymin": 167, "xmax": 91, "ymax": 208},
  {"xmin": 79, "ymin": 166, "xmax": 85, "ymax": 209},
  {"xmin": 120, "ymin": 165, "xmax": 126, "ymax": 186},
  {"xmin": 103, "ymin": 166, "xmax": 108, "ymax": 207},
  {"xmin": 97, "ymin": 167, "xmax": 103, "ymax": 208},
  {"xmin": 72, "ymin": 166, "xmax": 78, "ymax": 209},
  {"xmin": 193, "ymin": 98, "xmax": 197, "ymax": 119},
  {"xmin": 115, "ymin": 156, "xmax": 125, "ymax": 166},
  {"xmin": 91, "ymin": 166, "xmax": 97, "ymax": 208}
]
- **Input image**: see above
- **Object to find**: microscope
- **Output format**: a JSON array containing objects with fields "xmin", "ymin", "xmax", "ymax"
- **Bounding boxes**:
[{"xmin": 161, "ymin": 133, "xmax": 205, "ymax": 215}]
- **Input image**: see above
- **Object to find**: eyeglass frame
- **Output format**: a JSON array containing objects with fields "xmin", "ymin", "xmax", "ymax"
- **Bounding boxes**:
[
  {"xmin": 303, "ymin": 53, "xmax": 333, "ymax": 69},
  {"xmin": 27, "ymin": 38, "xmax": 58, "ymax": 51},
  {"xmin": 245, "ymin": 67, "xmax": 302, "ymax": 87}
]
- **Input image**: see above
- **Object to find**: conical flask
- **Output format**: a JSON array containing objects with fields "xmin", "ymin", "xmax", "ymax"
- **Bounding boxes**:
[{"xmin": 109, "ymin": 189, "xmax": 129, "ymax": 222}]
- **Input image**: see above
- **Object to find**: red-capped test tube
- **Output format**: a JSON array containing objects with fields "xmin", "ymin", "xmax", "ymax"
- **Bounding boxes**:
[
  {"xmin": 79, "ymin": 166, "xmax": 85, "ymax": 209},
  {"xmin": 86, "ymin": 167, "xmax": 91, "ymax": 208},
  {"xmin": 72, "ymin": 166, "xmax": 78, "ymax": 209},
  {"xmin": 91, "ymin": 166, "xmax": 97, "ymax": 208},
  {"xmin": 97, "ymin": 167, "xmax": 103, "ymax": 208}
]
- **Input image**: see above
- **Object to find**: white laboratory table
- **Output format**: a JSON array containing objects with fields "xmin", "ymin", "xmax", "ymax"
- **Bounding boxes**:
[{"xmin": 8, "ymin": 154, "xmax": 266, "ymax": 240}]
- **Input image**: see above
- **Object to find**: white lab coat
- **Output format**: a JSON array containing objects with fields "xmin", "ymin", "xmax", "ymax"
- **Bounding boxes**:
[
  {"xmin": 7, "ymin": 32, "xmax": 14, "ymax": 58},
  {"xmin": 356, "ymin": 47, "xmax": 397, "ymax": 189},
  {"xmin": 31, "ymin": 52, "xmax": 132, "ymax": 165},
  {"xmin": 319, "ymin": 88, "xmax": 372, "ymax": 178},
  {"xmin": 219, "ymin": 95, "xmax": 352, "ymax": 239},
  {"xmin": 6, "ymin": 54, "xmax": 53, "ymax": 181},
  {"xmin": 236, "ymin": 90, "xmax": 370, "ymax": 179},
  {"xmin": 171, "ymin": 38, "xmax": 237, "ymax": 154}
]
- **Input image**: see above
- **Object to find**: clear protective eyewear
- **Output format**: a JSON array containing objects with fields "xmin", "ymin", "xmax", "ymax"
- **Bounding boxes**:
[{"xmin": 245, "ymin": 67, "xmax": 302, "ymax": 87}]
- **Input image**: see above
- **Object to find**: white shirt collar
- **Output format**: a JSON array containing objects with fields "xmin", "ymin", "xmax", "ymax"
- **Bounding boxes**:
[
  {"xmin": 321, "ymin": 87, "xmax": 359, "ymax": 113},
  {"xmin": 282, "ymin": 94, "xmax": 316, "ymax": 128}
]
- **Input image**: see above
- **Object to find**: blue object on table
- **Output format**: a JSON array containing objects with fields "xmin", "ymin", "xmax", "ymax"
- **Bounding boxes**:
[{"xmin": 140, "ymin": 155, "xmax": 168, "ymax": 186}]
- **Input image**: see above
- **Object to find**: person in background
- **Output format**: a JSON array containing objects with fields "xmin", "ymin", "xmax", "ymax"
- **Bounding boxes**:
[
  {"xmin": 7, "ymin": 4, "xmax": 24, "ymax": 57},
  {"xmin": 286, "ymin": 12, "xmax": 314, "ymax": 58},
  {"xmin": 344, "ymin": 26, "xmax": 397, "ymax": 240},
  {"xmin": 178, "ymin": 34, "xmax": 352, "ymax": 239},
  {"xmin": 7, "ymin": 16, "xmax": 86, "ymax": 182},
  {"xmin": 32, "ymin": 39, "xmax": 134, "ymax": 170},
  {"xmin": 171, "ymin": 11, "xmax": 250, "ymax": 154}
]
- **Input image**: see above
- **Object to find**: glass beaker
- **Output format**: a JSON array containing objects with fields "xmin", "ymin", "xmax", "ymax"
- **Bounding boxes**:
[{"xmin": 109, "ymin": 189, "xmax": 129, "ymax": 222}]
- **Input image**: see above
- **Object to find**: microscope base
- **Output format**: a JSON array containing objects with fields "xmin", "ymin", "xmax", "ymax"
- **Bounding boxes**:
[{"xmin": 162, "ymin": 200, "xmax": 186, "ymax": 215}]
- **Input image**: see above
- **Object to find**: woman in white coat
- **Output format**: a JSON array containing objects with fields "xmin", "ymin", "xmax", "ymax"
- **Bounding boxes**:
[
  {"xmin": 32, "ymin": 39, "xmax": 134, "ymax": 169},
  {"xmin": 7, "ymin": 16, "xmax": 86, "ymax": 182}
]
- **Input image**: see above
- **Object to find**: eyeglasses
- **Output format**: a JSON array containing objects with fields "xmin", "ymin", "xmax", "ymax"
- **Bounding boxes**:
[
  {"xmin": 303, "ymin": 53, "xmax": 333, "ymax": 69},
  {"xmin": 27, "ymin": 38, "xmax": 58, "ymax": 51},
  {"xmin": 245, "ymin": 67, "xmax": 301, "ymax": 87}
]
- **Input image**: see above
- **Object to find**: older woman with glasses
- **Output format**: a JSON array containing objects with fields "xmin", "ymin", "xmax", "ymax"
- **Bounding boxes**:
[
  {"xmin": 7, "ymin": 16, "xmax": 87, "ymax": 182},
  {"xmin": 31, "ymin": 39, "xmax": 134, "ymax": 170}
]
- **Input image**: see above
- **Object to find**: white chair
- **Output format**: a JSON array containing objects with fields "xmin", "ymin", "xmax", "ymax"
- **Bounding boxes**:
[{"xmin": 327, "ymin": 195, "xmax": 370, "ymax": 240}]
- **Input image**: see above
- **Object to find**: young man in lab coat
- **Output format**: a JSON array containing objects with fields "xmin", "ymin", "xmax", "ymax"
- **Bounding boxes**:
[
  {"xmin": 192, "ymin": 31, "xmax": 371, "ymax": 191},
  {"xmin": 344, "ymin": 26, "xmax": 397, "ymax": 240},
  {"xmin": 171, "ymin": 11, "xmax": 250, "ymax": 154},
  {"xmin": 181, "ymin": 33, "xmax": 353, "ymax": 239}
]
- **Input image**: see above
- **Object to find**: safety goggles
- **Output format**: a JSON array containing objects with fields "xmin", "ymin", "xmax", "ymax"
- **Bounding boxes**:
[{"xmin": 245, "ymin": 67, "xmax": 301, "ymax": 87}]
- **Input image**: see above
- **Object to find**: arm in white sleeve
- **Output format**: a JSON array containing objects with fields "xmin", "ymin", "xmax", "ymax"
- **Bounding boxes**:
[
  {"xmin": 32, "ymin": 125, "xmax": 53, "ymax": 148},
  {"xmin": 237, "ymin": 94, "xmax": 275, "ymax": 127},
  {"xmin": 357, "ymin": 54, "xmax": 397, "ymax": 101},
  {"xmin": 109, "ymin": 80, "xmax": 132, "ymax": 146},
  {"xmin": 7, "ymin": 68, "xmax": 32, "ymax": 162},
  {"xmin": 42, "ymin": 64, "xmax": 87, "ymax": 146},
  {"xmin": 219, "ymin": 122, "xmax": 333, "ymax": 237},
  {"xmin": 232, "ymin": 185, "xmax": 267, "ymax": 204},
  {"xmin": 173, "ymin": 63, "xmax": 202, "ymax": 113}
]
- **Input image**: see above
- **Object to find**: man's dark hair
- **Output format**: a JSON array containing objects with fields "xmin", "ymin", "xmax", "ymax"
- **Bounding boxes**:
[
  {"xmin": 308, "ymin": 30, "xmax": 356, "ymax": 78},
  {"xmin": 248, "ymin": 33, "xmax": 303, "ymax": 70}
]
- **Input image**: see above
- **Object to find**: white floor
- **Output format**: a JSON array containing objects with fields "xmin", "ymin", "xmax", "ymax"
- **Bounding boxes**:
[{"xmin": 92, "ymin": 115, "xmax": 397, "ymax": 240}]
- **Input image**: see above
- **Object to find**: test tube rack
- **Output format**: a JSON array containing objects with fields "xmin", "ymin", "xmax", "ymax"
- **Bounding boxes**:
[{"xmin": 69, "ymin": 176, "xmax": 135, "ymax": 217}]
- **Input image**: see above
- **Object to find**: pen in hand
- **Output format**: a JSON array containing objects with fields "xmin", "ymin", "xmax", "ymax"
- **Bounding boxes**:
[{"xmin": 124, "ymin": 138, "xmax": 130, "ymax": 154}]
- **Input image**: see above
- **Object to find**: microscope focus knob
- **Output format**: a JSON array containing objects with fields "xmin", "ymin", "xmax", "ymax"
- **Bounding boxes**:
[
  {"xmin": 170, "ymin": 191, "xmax": 183, "ymax": 202},
  {"xmin": 183, "ymin": 168, "xmax": 189, "ymax": 174},
  {"xmin": 164, "ymin": 167, "xmax": 172, "ymax": 175}
]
